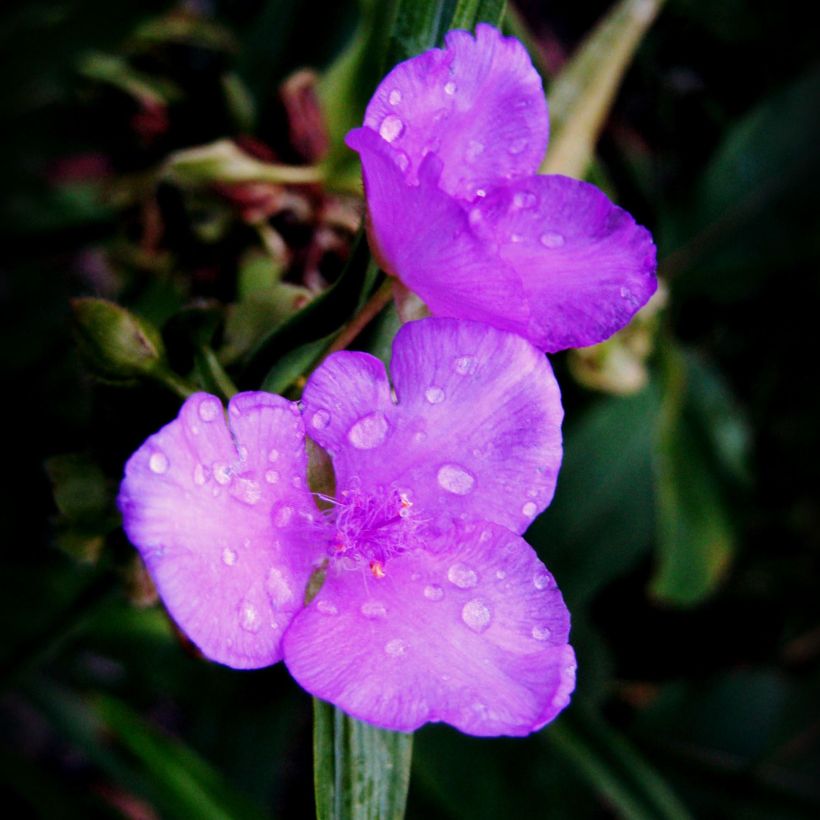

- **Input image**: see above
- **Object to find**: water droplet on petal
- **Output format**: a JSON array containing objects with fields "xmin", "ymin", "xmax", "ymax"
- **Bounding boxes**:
[
  {"xmin": 239, "ymin": 600, "xmax": 262, "ymax": 633},
  {"xmin": 394, "ymin": 151, "xmax": 409, "ymax": 171},
  {"xmin": 348, "ymin": 412, "xmax": 389, "ymax": 449},
  {"xmin": 510, "ymin": 233, "xmax": 524, "ymax": 243},
  {"xmin": 444, "ymin": 81, "xmax": 456, "ymax": 95},
  {"xmin": 265, "ymin": 469, "xmax": 280, "ymax": 484},
  {"xmin": 360, "ymin": 601, "xmax": 387, "ymax": 619},
  {"xmin": 438, "ymin": 464, "xmax": 475, "ymax": 495},
  {"xmin": 462, "ymin": 599, "xmax": 492, "ymax": 632},
  {"xmin": 198, "ymin": 399, "xmax": 220, "ymax": 422},
  {"xmin": 522, "ymin": 501, "xmax": 538, "ymax": 518},
  {"xmin": 475, "ymin": 188, "xmax": 487, "ymax": 198},
  {"xmin": 214, "ymin": 463, "xmax": 232, "ymax": 485},
  {"xmin": 513, "ymin": 191, "xmax": 536, "ymax": 209},
  {"xmin": 454, "ymin": 355, "xmax": 477, "ymax": 375},
  {"xmin": 317, "ymin": 600, "xmax": 338, "ymax": 616},
  {"xmin": 193, "ymin": 463, "xmax": 207, "ymax": 485},
  {"xmin": 266, "ymin": 568, "xmax": 294, "ymax": 606},
  {"xmin": 379, "ymin": 114, "xmax": 404, "ymax": 143},
  {"xmin": 540, "ymin": 231, "xmax": 565, "ymax": 248},
  {"xmin": 234, "ymin": 478, "xmax": 262, "ymax": 505},
  {"xmin": 466, "ymin": 140, "xmax": 484, "ymax": 160},
  {"xmin": 388, "ymin": 88, "xmax": 402, "ymax": 105},
  {"xmin": 423, "ymin": 584, "xmax": 444, "ymax": 601},
  {"xmin": 447, "ymin": 562, "xmax": 478, "ymax": 588},
  {"xmin": 495, "ymin": 569, "xmax": 507, "ymax": 580},
  {"xmin": 268, "ymin": 448, "xmax": 280, "ymax": 462},
  {"xmin": 533, "ymin": 569, "xmax": 554, "ymax": 590},
  {"xmin": 508, "ymin": 138, "xmax": 527, "ymax": 155},
  {"xmin": 274, "ymin": 506, "xmax": 294, "ymax": 527},
  {"xmin": 425, "ymin": 386, "xmax": 445, "ymax": 404},
  {"xmin": 385, "ymin": 638, "xmax": 407, "ymax": 657},
  {"xmin": 468, "ymin": 207, "xmax": 482, "ymax": 225},
  {"xmin": 312, "ymin": 409, "xmax": 330, "ymax": 429},
  {"xmin": 222, "ymin": 547, "xmax": 237, "ymax": 566},
  {"xmin": 149, "ymin": 451, "xmax": 168, "ymax": 474},
  {"xmin": 531, "ymin": 625, "xmax": 552, "ymax": 641}
]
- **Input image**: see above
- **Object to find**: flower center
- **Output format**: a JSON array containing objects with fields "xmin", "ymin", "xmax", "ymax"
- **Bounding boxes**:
[{"xmin": 325, "ymin": 485, "xmax": 421, "ymax": 577}]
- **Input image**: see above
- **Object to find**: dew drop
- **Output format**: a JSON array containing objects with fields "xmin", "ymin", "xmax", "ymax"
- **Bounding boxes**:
[
  {"xmin": 198, "ymin": 399, "xmax": 220, "ymax": 422},
  {"xmin": 268, "ymin": 448, "xmax": 280, "ymax": 462},
  {"xmin": 522, "ymin": 501, "xmax": 538, "ymax": 518},
  {"xmin": 239, "ymin": 600, "xmax": 262, "ymax": 633},
  {"xmin": 348, "ymin": 412, "xmax": 389, "ymax": 449},
  {"xmin": 495, "ymin": 569, "xmax": 507, "ymax": 580},
  {"xmin": 423, "ymin": 584, "xmax": 444, "ymax": 601},
  {"xmin": 466, "ymin": 140, "xmax": 485, "ymax": 160},
  {"xmin": 508, "ymin": 138, "xmax": 527, "ymax": 155},
  {"xmin": 462, "ymin": 599, "xmax": 492, "ymax": 632},
  {"xmin": 388, "ymin": 88, "xmax": 402, "ymax": 105},
  {"xmin": 149, "ymin": 451, "xmax": 168, "ymax": 474},
  {"xmin": 437, "ymin": 464, "xmax": 475, "ymax": 495},
  {"xmin": 266, "ymin": 568, "xmax": 294, "ymax": 606},
  {"xmin": 360, "ymin": 601, "xmax": 387, "ymax": 619},
  {"xmin": 531, "ymin": 624, "xmax": 552, "ymax": 641},
  {"xmin": 454, "ymin": 355, "xmax": 477, "ymax": 375},
  {"xmin": 234, "ymin": 478, "xmax": 262, "ymax": 505},
  {"xmin": 513, "ymin": 191, "xmax": 536, "ymax": 209},
  {"xmin": 475, "ymin": 188, "xmax": 487, "ymax": 198},
  {"xmin": 222, "ymin": 547, "xmax": 237, "ymax": 566},
  {"xmin": 317, "ymin": 600, "xmax": 338, "ymax": 616},
  {"xmin": 539, "ymin": 231, "xmax": 565, "ymax": 248},
  {"xmin": 274, "ymin": 506, "xmax": 294, "ymax": 527},
  {"xmin": 468, "ymin": 207, "xmax": 482, "ymax": 225},
  {"xmin": 444, "ymin": 81, "xmax": 456, "ymax": 95},
  {"xmin": 193, "ymin": 463, "xmax": 207, "ymax": 486},
  {"xmin": 385, "ymin": 638, "xmax": 407, "ymax": 657},
  {"xmin": 237, "ymin": 445, "xmax": 248, "ymax": 462},
  {"xmin": 312, "ymin": 409, "xmax": 330, "ymax": 429},
  {"xmin": 425, "ymin": 386, "xmax": 445, "ymax": 404},
  {"xmin": 265, "ymin": 469, "xmax": 280, "ymax": 484},
  {"xmin": 510, "ymin": 233, "xmax": 524, "ymax": 243},
  {"xmin": 213, "ymin": 463, "xmax": 232, "ymax": 485},
  {"xmin": 533, "ymin": 569, "xmax": 554, "ymax": 590},
  {"xmin": 447, "ymin": 562, "xmax": 478, "ymax": 589},
  {"xmin": 394, "ymin": 151, "xmax": 410, "ymax": 171},
  {"xmin": 379, "ymin": 114, "xmax": 404, "ymax": 143}
]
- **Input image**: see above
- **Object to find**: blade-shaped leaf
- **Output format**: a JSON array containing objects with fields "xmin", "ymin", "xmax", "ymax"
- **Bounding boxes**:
[{"xmin": 314, "ymin": 699, "xmax": 413, "ymax": 820}]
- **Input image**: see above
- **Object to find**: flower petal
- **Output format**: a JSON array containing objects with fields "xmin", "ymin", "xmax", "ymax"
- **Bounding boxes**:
[
  {"xmin": 283, "ymin": 521, "xmax": 575, "ymax": 736},
  {"xmin": 355, "ymin": 23, "xmax": 548, "ymax": 201},
  {"xmin": 118, "ymin": 392, "xmax": 322, "ymax": 669},
  {"xmin": 346, "ymin": 127, "xmax": 530, "ymax": 329},
  {"xmin": 469, "ymin": 175, "xmax": 658, "ymax": 352},
  {"xmin": 302, "ymin": 318, "xmax": 562, "ymax": 535}
]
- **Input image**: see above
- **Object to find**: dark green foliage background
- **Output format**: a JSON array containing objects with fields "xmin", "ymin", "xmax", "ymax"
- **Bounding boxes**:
[{"xmin": 1, "ymin": 0, "xmax": 818, "ymax": 817}]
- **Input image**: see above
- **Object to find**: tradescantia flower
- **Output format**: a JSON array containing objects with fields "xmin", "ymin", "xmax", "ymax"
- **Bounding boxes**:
[
  {"xmin": 346, "ymin": 24, "xmax": 657, "ymax": 353},
  {"xmin": 118, "ymin": 318, "xmax": 575, "ymax": 736}
]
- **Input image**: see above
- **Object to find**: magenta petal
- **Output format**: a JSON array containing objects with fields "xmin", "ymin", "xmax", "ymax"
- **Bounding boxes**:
[
  {"xmin": 356, "ymin": 23, "xmax": 547, "ymax": 200},
  {"xmin": 477, "ymin": 175, "xmax": 658, "ymax": 351},
  {"xmin": 346, "ymin": 127, "xmax": 530, "ymax": 330},
  {"xmin": 118, "ymin": 392, "xmax": 323, "ymax": 669},
  {"xmin": 283, "ymin": 521, "xmax": 575, "ymax": 735},
  {"xmin": 303, "ymin": 318, "xmax": 562, "ymax": 535}
]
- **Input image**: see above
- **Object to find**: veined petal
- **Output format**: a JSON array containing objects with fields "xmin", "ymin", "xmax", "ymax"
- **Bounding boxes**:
[
  {"xmin": 283, "ymin": 521, "xmax": 575, "ymax": 736},
  {"xmin": 356, "ymin": 23, "xmax": 548, "ymax": 201},
  {"xmin": 476, "ymin": 175, "xmax": 658, "ymax": 352},
  {"xmin": 118, "ymin": 392, "xmax": 322, "ymax": 669},
  {"xmin": 302, "ymin": 318, "xmax": 562, "ymax": 535},
  {"xmin": 347, "ymin": 127, "xmax": 530, "ymax": 330}
]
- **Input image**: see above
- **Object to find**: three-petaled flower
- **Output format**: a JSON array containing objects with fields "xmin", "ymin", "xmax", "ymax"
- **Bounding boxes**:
[
  {"xmin": 119, "ymin": 319, "xmax": 575, "ymax": 735},
  {"xmin": 347, "ymin": 24, "xmax": 657, "ymax": 353}
]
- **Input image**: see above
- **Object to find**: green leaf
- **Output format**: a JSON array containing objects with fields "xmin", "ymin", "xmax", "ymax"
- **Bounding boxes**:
[
  {"xmin": 261, "ymin": 332, "xmax": 337, "ymax": 394},
  {"xmin": 546, "ymin": 705, "xmax": 693, "ymax": 820},
  {"xmin": 527, "ymin": 385, "xmax": 660, "ymax": 607},
  {"xmin": 314, "ymin": 699, "xmax": 413, "ymax": 820},
  {"xmin": 540, "ymin": 0, "xmax": 665, "ymax": 178},
  {"xmin": 449, "ymin": 0, "xmax": 506, "ymax": 30},
  {"xmin": 650, "ymin": 340, "xmax": 736, "ymax": 605}
]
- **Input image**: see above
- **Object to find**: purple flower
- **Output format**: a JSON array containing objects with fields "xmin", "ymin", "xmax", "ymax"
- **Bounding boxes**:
[
  {"xmin": 346, "ymin": 24, "xmax": 657, "ymax": 353},
  {"xmin": 119, "ymin": 318, "xmax": 575, "ymax": 736}
]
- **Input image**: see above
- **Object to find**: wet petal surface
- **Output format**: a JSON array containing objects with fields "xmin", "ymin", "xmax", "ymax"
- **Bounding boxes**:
[{"xmin": 118, "ymin": 392, "xmax": 323, "ymax": 669}]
